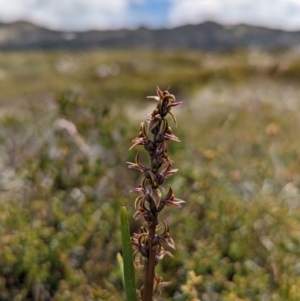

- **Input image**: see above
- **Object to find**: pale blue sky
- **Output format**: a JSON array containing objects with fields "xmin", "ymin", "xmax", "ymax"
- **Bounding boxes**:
[{"xmin": 0, "ymin": 0, "xmax": 300, "ymax": 31}]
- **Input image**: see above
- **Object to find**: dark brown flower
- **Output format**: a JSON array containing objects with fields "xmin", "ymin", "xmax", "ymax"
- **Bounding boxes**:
[
  {"xmin": 161, "ymin": 185, "xmax": 185, "ymax": 208},
  {"xmin": 127, "ymin": 152, "xmax": 147, "ymax": 172},
  {"xmin": 161, "ymin": 120, "xmax": 180, "ymax": 142},
  {"xmin": 157, "ymin": 220, "xmax": 175, "ymax": 249},
  {"xmin": 129, "ymin": 122, "xmax": 149, "ymax": 150}
]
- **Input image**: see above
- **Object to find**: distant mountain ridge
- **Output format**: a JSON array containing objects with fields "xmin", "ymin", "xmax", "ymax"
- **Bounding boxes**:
[{"xmin": 1, "ymin": 20, "xmax": 300, "ymax": 50}]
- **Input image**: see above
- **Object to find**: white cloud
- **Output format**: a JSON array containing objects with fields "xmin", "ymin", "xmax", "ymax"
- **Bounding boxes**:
[
  {"xmin": 168, "ymin": 0, "xmax": 300, "ymax": 30},
  {"xmin": 0, "ymin": 0, "xmax": 300, "ymax": 30},
  {"xmin": 0, "ymin": 0, "xmax": 129, "ymax": 30}
]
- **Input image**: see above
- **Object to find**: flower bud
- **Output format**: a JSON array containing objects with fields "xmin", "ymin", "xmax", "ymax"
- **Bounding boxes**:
[
  {"xmin": 157, "ymin": 200, "xmax": 165, "ymax": 212},
  {"xmin": 144, "ymin": 140, "xmax": 155, "ymax": 153},
  {"xmin": 156, "ymin": 173, "xmax": 165, "ymax": 185},
  {"xmin": 145, "ymin": 192, "xmax": 152, "ymax": 203},
  {"xmin": 139, "ymin": 245, "xmax": 149, "ymax": 258}
]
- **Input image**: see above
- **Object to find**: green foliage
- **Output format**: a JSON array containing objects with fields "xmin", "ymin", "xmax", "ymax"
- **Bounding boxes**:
[
  {"xmin": 120, "ymin": 206, "xmax": 137, "ymax": 301},
  {"xmin": 0, "ymin": 49, "xmax": 300, "ymax": 300}
]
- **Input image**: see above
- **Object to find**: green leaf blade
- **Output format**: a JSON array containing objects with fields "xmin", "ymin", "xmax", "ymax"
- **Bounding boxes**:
[{"xmin": 120, "ymin": 205, "xmax": 137, "ymax": 301}]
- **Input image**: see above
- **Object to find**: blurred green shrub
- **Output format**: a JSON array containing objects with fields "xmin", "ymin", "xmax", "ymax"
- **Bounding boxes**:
[{"xmin": 0, "ymin": 50, "xmax": 300, "ymax": 300}]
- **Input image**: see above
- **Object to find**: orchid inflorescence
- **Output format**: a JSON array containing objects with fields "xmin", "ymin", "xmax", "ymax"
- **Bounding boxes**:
[{"xmin": 127, "ymin": 87, "xmax": 184, "ymax": 301}]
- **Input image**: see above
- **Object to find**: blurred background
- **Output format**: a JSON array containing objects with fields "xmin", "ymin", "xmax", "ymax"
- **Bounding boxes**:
[{"xmin": 1, "ymin": 1, "xmax": 300, "ymax": 300}]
